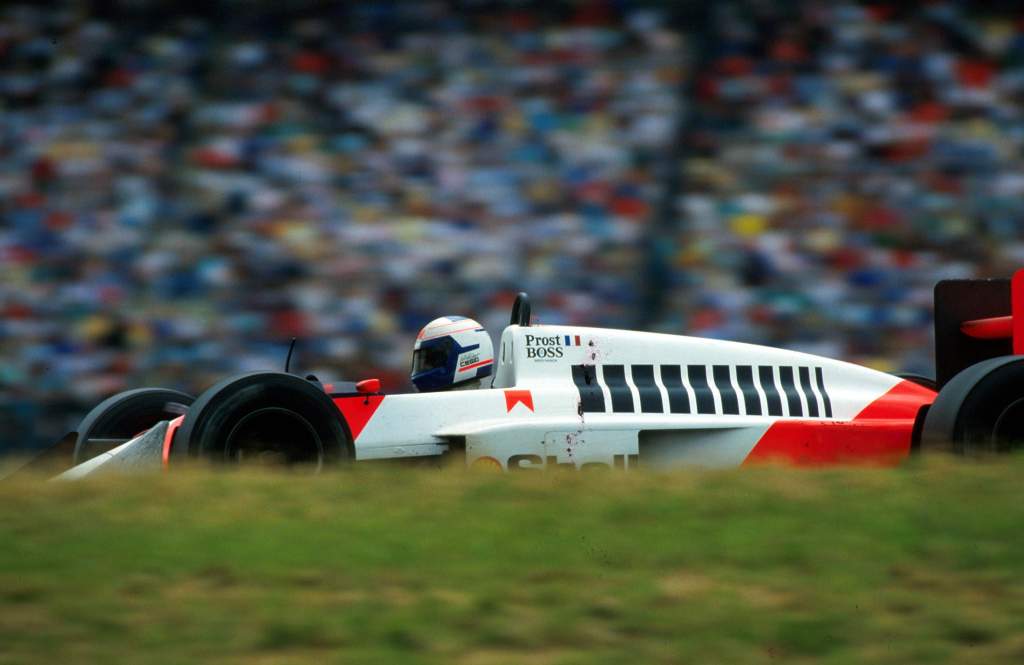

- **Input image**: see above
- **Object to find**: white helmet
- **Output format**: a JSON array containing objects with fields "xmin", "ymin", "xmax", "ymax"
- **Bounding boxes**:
[{"xmin": 411, "ymin": 316, "xmax": 494, "ymax": 392}]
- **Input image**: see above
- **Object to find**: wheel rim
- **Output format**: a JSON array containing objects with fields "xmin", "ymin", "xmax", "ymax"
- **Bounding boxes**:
[
  {"xmin": 223, "ymin": 407, "xmax": 324, "ymax": 471},
  {"xmin": 991, "ymin": 397, "xmax": 1024, "ymax": 452}
]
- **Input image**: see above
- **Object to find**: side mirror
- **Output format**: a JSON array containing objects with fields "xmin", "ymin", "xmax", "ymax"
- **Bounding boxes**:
[
  {"xmin": 356, "ymin": 378, "xmax": 381, "ymax": 394},
  {"xmin": 510, "ymin": 292, "xmax": 531, "ymax": 327}
]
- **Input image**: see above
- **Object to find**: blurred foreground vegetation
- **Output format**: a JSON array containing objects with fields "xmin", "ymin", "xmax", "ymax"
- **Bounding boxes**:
[{"xmin": 2, "ymin": 458, "xmax": 1024, "ymax": 664}]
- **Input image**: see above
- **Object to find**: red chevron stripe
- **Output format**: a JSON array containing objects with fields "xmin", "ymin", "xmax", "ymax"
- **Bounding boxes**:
[
  {"xmin": 743, "ymin": 380, "xmax": 936, "ymax": 466},
  {"xmin": 333, "ymin": 395, "xmax": 386, "ymax": 440}
]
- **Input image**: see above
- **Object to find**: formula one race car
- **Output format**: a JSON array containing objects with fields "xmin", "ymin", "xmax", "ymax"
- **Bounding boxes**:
[{"xmin": 27, "ymin": 271, "xmax": 1024, "ymax": 478}]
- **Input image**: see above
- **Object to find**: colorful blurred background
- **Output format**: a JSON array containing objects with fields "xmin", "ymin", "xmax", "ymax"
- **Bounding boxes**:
[{"xmin": 3, "ymin": 0, "xmax": 1024, "ymax": 452}]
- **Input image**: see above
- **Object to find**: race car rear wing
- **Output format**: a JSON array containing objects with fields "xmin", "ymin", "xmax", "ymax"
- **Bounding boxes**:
[{"xmin": 934, "ymin": 269, "xmax": 1024, "ymax": 388}]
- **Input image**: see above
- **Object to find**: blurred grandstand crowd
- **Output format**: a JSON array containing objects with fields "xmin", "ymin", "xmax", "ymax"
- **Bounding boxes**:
[{"xmin": 2, "ymin": 1, "xmax": 1024, "ymax": 450}]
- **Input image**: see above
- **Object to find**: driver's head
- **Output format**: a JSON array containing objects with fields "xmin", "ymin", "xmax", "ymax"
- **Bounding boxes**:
[{"xmin": 411, "ymin": 316, "xmax": 493, "ymax": 392}]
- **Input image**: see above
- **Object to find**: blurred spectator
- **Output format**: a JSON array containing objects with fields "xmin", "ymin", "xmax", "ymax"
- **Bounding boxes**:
[
  {"xmin": 659, "ymin": 1, "xmax": 1024, "ymax": 377},
  {"xmin": 3, "ymin": 1, "xmax": 1024, "ymax": 454},
  {"xmin": 0, "ymin": 1, "xmax": 683, "ymax": 450}
]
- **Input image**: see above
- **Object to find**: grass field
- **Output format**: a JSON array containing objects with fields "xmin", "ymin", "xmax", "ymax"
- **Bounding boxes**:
[{"xmin": 2, "ymin": 459, "xmax": 1024, "ymax": 664}]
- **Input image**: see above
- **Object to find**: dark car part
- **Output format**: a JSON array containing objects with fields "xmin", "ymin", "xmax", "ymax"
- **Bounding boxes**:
[
  {"xmin": 933, "ymin": 272, "xmax": 1024, "ymax": 388},
  {"xmin": 510, "ymin": 292, "xmax": 531, "ymax": 326},
  {"xmin": 174, "ymin": 371, "xmax": 352, "ymax": 468},
  {"xmin": 921, "ymin": 356, "xmax": 1024, "ymax": 454},
  {"xmin": 74, "ymin": 388, "xmax": 195, "ymax": 465}
]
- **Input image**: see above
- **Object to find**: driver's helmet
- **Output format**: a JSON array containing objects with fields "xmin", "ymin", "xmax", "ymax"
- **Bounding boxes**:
[{"xmin": 411, "ymin": 316, "xmax": 494, "ymax": 392}]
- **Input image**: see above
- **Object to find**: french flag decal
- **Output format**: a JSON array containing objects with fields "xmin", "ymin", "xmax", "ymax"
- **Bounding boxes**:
[{"xmin": 564, "ymin": 335, "xmax": 581, "ymax": 346}]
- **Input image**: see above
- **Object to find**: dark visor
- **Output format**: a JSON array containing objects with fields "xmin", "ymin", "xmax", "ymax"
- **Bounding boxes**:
[{"xmin": 412, "ymin": 338, "xmax": 453, "ymax": 374}]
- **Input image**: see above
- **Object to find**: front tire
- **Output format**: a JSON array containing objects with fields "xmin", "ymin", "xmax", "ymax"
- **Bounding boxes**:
[
  {"xmin": 175, "ymin": 372, "xmax": 352, "ymax": 469},
  {"xmin": 921, "ymin": 356, "xmax": 1024, "ymax": 454},
  {"xmin": 74, "ymin": 388, "xmax": 195, "ymax": 465}
]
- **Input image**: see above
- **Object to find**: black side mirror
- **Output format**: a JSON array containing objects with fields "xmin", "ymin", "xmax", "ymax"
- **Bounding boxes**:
[{"xmin": 510, "ymin": 292, "xmax": 531, "ymax": 327}]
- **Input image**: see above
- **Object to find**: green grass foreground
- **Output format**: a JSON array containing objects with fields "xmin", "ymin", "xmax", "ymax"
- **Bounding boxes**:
[{"xmin": 2, "ymin": 459, "xmax": 1024, "ymax": 664}]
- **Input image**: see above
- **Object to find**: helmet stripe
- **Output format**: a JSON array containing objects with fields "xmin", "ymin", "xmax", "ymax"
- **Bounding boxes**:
[
  {"xmin": 457, "ymin": 359, "xmax": 493, "ymax": 373},
  {"xmin": 420, "ymin": 324, "xmax": 486, "ymax": 341}
]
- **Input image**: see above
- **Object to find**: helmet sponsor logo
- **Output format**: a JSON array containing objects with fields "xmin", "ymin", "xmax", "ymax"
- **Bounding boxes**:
[{"xmin": 457, "ymin": 357, "xmax": 493, "ymax": 373}]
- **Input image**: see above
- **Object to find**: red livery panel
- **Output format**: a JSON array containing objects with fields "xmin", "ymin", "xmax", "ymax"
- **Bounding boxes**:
[{"xmin": 744, "ymin": 380, "xmax": 935, "ymax": 466}]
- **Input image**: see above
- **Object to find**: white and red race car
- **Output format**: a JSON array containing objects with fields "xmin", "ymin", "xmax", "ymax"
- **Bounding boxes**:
[{"xmin": 33, "ymin": 271, "xmax": 1024, "ymax": 478}]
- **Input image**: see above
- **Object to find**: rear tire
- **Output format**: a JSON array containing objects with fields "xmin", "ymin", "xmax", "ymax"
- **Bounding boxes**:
[
  {"xmin": 175, "ymin": 372, "xmax": 352, "ymax": 469},
  {"xmin": 921, "ymin": 356, "xmax": 1024, "ymax": 454},
  {"xmin": 74, "ymin": 388, "xmax": 195, "ymax": 465}
]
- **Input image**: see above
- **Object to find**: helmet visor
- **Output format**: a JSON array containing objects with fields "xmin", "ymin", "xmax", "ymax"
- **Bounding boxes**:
[{"xmin": 412, "ymin": 338, "xmax": 453, "ymax": 375}]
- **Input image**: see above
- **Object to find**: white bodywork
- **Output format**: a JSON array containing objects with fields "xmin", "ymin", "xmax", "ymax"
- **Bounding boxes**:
[{"xmin": 349, "ymin": 324, "xmax": 917, "ymax": 470}]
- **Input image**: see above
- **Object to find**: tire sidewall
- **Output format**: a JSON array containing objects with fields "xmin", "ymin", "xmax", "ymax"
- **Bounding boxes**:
[
  {"xmin": 74, "ymin": 388, "xmax": 195, "ymax": 465},
  {"xmin": 922, "ymin": 356, "xmax": 1024, "ymax": 454},
  {"xmin": 176, "ymin": 372, "xmax": 352, "ymax": 465}
]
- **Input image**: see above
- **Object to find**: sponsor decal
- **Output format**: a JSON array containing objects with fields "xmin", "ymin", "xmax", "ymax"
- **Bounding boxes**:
[
  {"xmin": 504, "ymin": 389, "xmax": 534, "ymax": 413},
  {"xmin": 524, "ymin": 333, "xmax": 583, "ymax": 360},
  {"xmin": 507, "ymin": 453, "xmax": 639, "ymax": 471},
  {"xmin": 457, "ymin": 354, "xmax": 493, "ymax": 373},
  {"xmin": 524, "ymin": 334, "xmax": 565, "ymax": 360},
  {"xmin": 471, "ymin": 456, "xmax": 504, "ymax": 472}
]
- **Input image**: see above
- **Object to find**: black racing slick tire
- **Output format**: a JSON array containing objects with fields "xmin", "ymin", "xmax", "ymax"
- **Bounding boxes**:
[
  {"xmin": 921, "ymin": 356, "xmax": 1024, "ymax": 454},
  {"xmin": 73, "ymin": 388, "xmax": 195, "ymax": 465},
  {"xmin": 174, "ymin": 372, "xmax": 352, "ymax": 469}
]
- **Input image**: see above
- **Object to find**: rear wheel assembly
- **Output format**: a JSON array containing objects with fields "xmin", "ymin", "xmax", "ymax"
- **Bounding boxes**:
[
  {"xmin": 73, "ymin": 388, "xmax": 195, "ymax": 465},
  {"xmin": 175, "ymin": 372, "xmax": 352, "ymax": 469},
  {"xmin": 921, "ymin": 356, "xmax": 1024, "ymax": 454}
]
